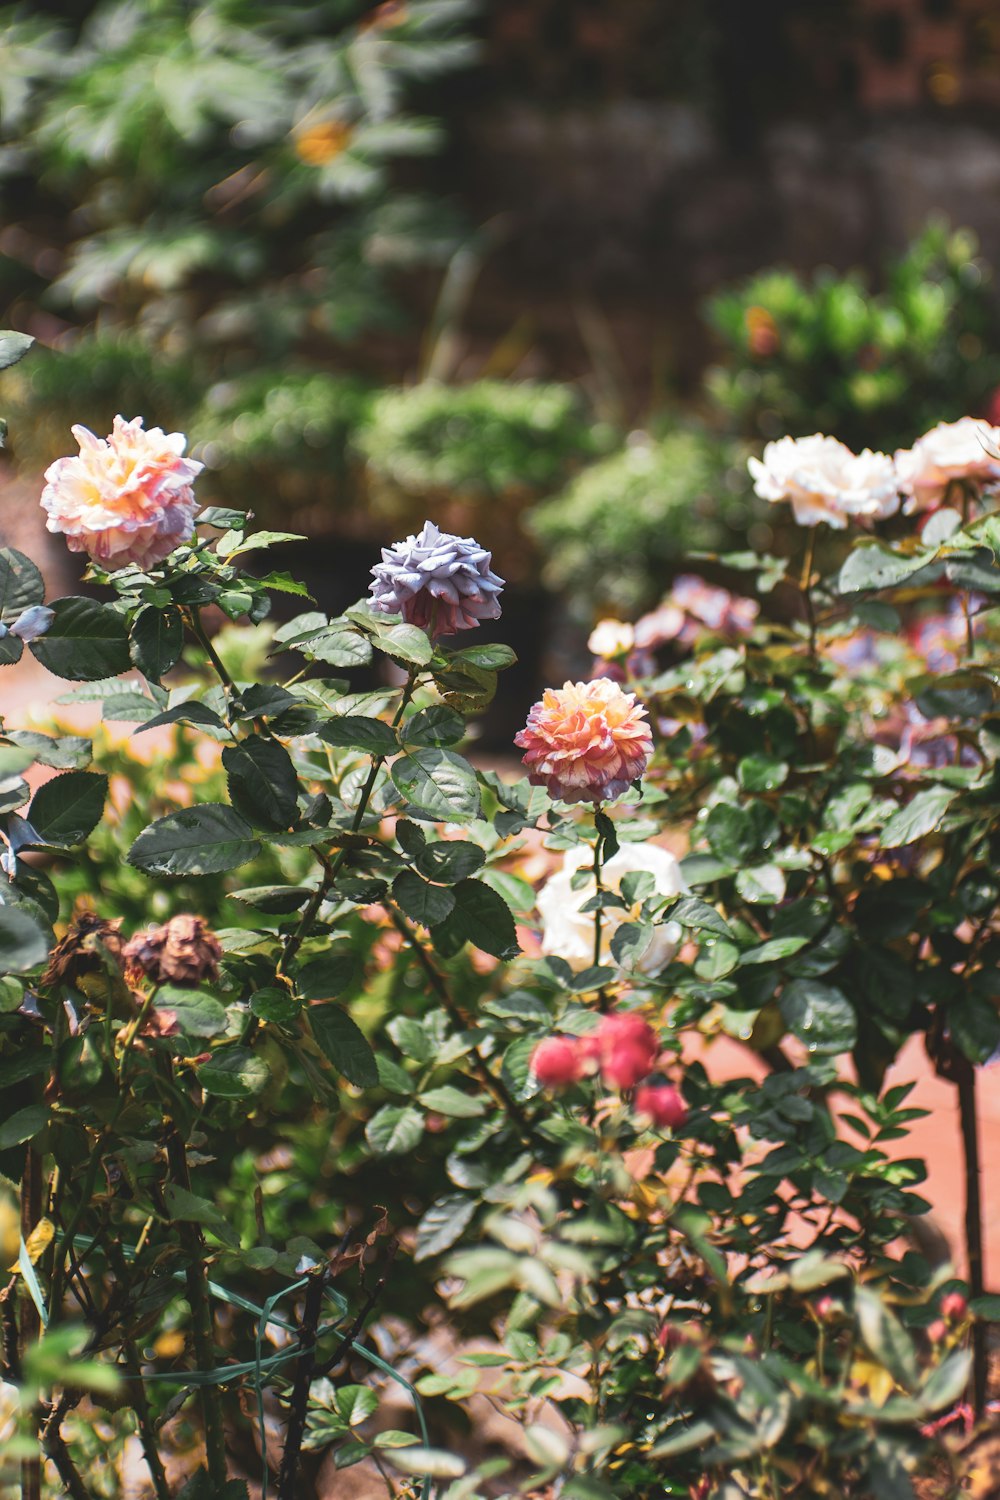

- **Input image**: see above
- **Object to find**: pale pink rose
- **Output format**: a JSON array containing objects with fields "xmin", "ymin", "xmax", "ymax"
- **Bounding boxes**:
[
  {"xmin": 515, "ymin": 677, "xmax": 653, "ymax": 804},
  {"xmin": 41, "ymin": 415, "xmax": 202, "ymax": 569},
  {"xmin": 587, "ymin": 619, "xmax": 635, "ymax": 659},
  {"xmin": 748, "ymin": 434, "xmax": 899, "ymax": 529},
  {"xmin": 894, "ymin": 418, "xmax": 1000, "ymax": 514}
]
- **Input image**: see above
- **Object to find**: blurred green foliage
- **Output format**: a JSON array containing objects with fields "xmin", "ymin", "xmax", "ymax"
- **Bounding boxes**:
[
  {"xmin": 0, "ymin": 0, "xmax": 475, "ymax": 453},
  {"xmin": 706, "ymin": 222, "xmax": 1000, "ymax": 452},
  {"xmin": 530, "ymin": 427, "xmax": 757, "ymax": 616},
  {"xmin": 357, "ymin": 378, "xmax": 604, "ymax": 506}
]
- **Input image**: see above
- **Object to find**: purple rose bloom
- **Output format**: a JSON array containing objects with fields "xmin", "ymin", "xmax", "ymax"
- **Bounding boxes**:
[{"xmin": 369, "ymin": 520, "xmax": 504, "ymax": 640}]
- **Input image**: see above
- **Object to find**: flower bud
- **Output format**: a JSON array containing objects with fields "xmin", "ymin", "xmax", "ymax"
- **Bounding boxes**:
[
  {"xmin": 634, "ymin": 1082, "xmax": 687, "ymax": 1131},
  {"xmin": 531, "ymin": 1035, "xmax": 582, "ymax": 1089},
  {"xmin": 941, "ymin": 1291, "xmax": 968, "ymax": 1322}
]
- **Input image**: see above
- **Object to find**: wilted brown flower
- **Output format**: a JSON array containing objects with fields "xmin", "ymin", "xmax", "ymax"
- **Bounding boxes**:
[
  {"xmin": 123, "ymin": 914, "xmax": 222, "ymax": 988},
  {"xmin": 42, "ymin": 911, "xmax": 124, "ymax": 988}
]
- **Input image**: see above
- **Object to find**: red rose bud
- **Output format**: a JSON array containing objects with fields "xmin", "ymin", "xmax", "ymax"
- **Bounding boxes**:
[
  {"xmin": 634, "ymin": 1083, "xmax": 687, "ymax": 1130},
  {"xmin": 531, "ymin": 1035, "xmax": 582, "ymax": 1089},
  {"xmin": 813, "ymin": 1295, "xmax": 835, "ymax": 1322},
  {"xmin": 597, "ymin": 1012, "xmax": 659, "ymax": 1089},
  {"xmin": 927, "ymin": 1318, "xmax": 948, "ymax": 1343},
  {"xmin": 941, "ymin": 1291, "xmax": 968, "ymax": 1322}
]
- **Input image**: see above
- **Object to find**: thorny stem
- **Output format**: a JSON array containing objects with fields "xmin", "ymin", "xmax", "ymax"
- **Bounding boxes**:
[
  {"xmin": 957, "ymin": 1068, "xmax": 988, "ymax": 1415},
  {"xmin": 20, "ymin": 1143, "xmax": 42, "ymax": 1500},
  {"xmin": 386, "ymin": 904, "xmax": 529, "ymax": 1134},
  {"xmin": 104, "ymin": 1243, "xmax": 172, "ymax": 1500},
  {"xmin": 164, "ymin": 1116, "xmax": 228, "ymax": 1489},
  {"xmin": 188, "ymin": 607, "xmax": 238, "ymax": 697},
  {"xmin": 275, "ymin": 1265, "xmax": 330, "ymax": 1500},
  {"xmin": 41, "ymin": 1396, "xmax": 92, "ymax": 1500}
]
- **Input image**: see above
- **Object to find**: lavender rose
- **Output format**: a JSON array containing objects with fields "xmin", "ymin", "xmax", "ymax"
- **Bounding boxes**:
[{"xmin": 369, "ymin": 520, "xmax": 504, "ymax": 640}]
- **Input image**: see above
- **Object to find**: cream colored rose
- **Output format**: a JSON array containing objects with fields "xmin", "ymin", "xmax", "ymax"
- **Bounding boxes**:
[
  {"xmin": 748, "ymin": 434, "xmax": 899, "ymax": 529},
  {"xmin": 894, "ymin": 418, "xmax": 1000, "ymax": 514},
  {"xmin": 536, "ymin": 841, "xmax": 684, "ymax": 974},
  {"xmin": 588, "ymin": 618, "xmax": 635, "ymax": 659}
]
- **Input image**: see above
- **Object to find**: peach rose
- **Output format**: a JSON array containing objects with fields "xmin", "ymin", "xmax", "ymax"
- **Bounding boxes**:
[
  {"xmin": 515, "ymin": 677, "xmax": 653, "ymax": 804},
  {"xmin": 41, "ymin": 415, "xmax": 202, "ymax": 569}
]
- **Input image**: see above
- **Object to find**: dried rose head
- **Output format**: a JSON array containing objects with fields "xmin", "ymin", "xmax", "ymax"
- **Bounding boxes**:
[
  {"xmin": 123, "ymin": 914, "xmax": 222, "ymax": 988},
  {"xmin": 42, "ymin": 911, "xmax": 124, "ymax": 988}
]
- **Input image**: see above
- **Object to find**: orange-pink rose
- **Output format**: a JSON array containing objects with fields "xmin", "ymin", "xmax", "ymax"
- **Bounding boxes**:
[
  {"xmin": 41, "ymin": 415, "xmax": 202, "ymax": 570},
  {"xmin": 515, "ymin": 677, "xmax": 653, "ymax": 804}
]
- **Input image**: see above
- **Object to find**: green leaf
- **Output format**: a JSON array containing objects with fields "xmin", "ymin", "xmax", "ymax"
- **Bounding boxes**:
[
  {"xmin": 195, "ymin": 1047, "xmax": 269, "ymax": 1101},
  {"xmin": 414, "ymin": 1196, "xmax": 476, "ymax": 1262},
  {"xmin": 0, "ymin": 1104, "xmax": 48, "ymax": 1150},
  {"xmin": 413, "ymin": 840, "xmax": 485, "ymax": 883},
  {"xmin": 156, "ymin": 986, "xmax": 229, "ymax": 1038},
  {"xmin": 366, "ymin": 1105, "xmax": 424, "ymax": 1155},
  {"xmin": 222, "ymin": 737, "xmax": 299, "ymax": 831},
  {"xmin": 433, "ymin": 878, "xmax": 519, "ymax": 959},
  {"xmin": 880, "ymin": 787, "xmax": 954, "ymax": 848},
  {"xmin": 669, "ymin": 897, "xmax": 734, "ymax": 939},
  {"xmin": 319, "ymin": 716, "xmax": 397, "ymax": 754},
  {"xmin": 855, "ymin": 1286, "xmax": 919, "ymax": 1391},
  {"xmin": 135, "ymin": 701, "xmax": 227, "ymax": 734},
  {"xmin": 0, "ymin": 907, "xmax": 49, "ymax": 973},
  {"xmin": 128, "ymin": 805, "xmax": 260, "ymax": 875},
  {"xmin": 297, "ymin": 952, "xmax": 355, "ymax": 999},
  {"xmin": 920, "ymin": 1349, "xmax": 972, "ymax": 1413},
  {"xmin": 0, "ymin": 331, "xmax": 34, "ymax": 370},
  {"xmin": 129, "ymin": 604, "xmax": 183, "ymax": 680},
  {"xmin": 838, "ymin": 544, "xmax": 937, "ymax": 595},
  {"xmin": 445, "ymin": 643, "xmax": 517, "ymax": 670},
  {"xmin": 249, "ymin": 988, "xmax": 301, "ymax": 1025},
  {"xmin": 299, "ymin": 626, "xmax": 372, "ymax": 668},
  {"xmin": 309, "ymin": 1004, "xmax": 378, "ymax": 1088},
  {"xmin": 780, "ymin": 980, "xmax": 856, "ymax": 1055},
  {"xmin": 0, "ymin": 548, "xmax": 44, "ymax": 624},
  {"xmin": 970, "ymin": 1294, "xmax": 1000, "ymax": 1320},
  {"xmin": 376, "ymin": 622, "xmax": 433, "ymax": 666},
  {"xmin": 402, "ymin": 706, "xmax": 465, "ymax": 747},
  {"xmin": 4, "ymin": 732, "xmax": 91, "ymax": 770},
  {"xmin": 392, "ymin": 869, "xmax": 456, "ymax": 926},
  {"xmin": 417, "ymin": 1086, "xmax": 486, "ymax": 1119},
  {"xmin": 735, "ymin": 863, "xmax": 786, "ymax": 905},
  {"xmin": 30, "ymin": 596, "xmax": 130, "ymax": 681},
  {"xmin": 391, "ymin": 749, "xmax": 481, "ymax": 823},
  {"xmin": 738, "ymin": 755, "xmax": 788, "ymax": 792},
  {"xmin": 161, "ymin": 1184, "xmax": 239, "ymax": 1246},
  {"xmin": 26, "ymin": 771, "xmax": 108, "ymax": 846}
]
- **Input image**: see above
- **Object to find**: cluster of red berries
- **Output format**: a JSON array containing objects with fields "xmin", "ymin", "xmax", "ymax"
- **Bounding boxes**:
[{"xmin": 531, "ymin": 1012, "xmax": 687, "ymax": 1131}]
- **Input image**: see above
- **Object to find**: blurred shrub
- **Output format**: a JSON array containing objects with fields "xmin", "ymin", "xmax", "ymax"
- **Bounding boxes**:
[
  {"xmin": 1, "ymin": 329, "xmax": 199, "ymax": 466},
  {"xmin": 356, "ymin": 379, "xmax": 609, "ymax": 575},
  {"xmin": 191, "ymin": 369, "xmax": 375, "ymax": 516},
  {"xmin": 706, "ymin": 222, "xmax": 1000, "ymax": 451},
  {"xmin": 357, "ymin": 379, "xmax": 603, "ymax": 503},
  {"xmin": 0, "ymin": 0, "xmax": 475, "ymax": 460},
  {"xmin": 530, "ymin": 427, "xmax": 756, "ymax": 616}
]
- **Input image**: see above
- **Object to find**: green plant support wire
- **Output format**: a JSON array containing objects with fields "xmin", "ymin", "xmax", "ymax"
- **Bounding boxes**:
[{"xmin": 54, "ymin": 1239, "xmax": 433, "ymax": 1500}]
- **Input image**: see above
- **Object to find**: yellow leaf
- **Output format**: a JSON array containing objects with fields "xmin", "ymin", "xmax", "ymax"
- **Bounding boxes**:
[{"xmin": 9, "ymin": 1216, "xmax": 55, "ymax": 1274}]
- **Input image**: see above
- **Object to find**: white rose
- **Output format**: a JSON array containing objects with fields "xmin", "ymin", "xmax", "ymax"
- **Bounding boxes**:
[
  {"xmin": 748, "ymin": 433, "xmax": 899, "ymax": 529},
  {"xmin": 536, "ymin": 841, "xmax": 685, "ymax": 975},
  {"xmin": 588, "ymin": 618, "xmax": 635, "ymax": 659},
  {"xmin": 894, "ymin": 418, "xmax": 1000, "ymax": 514}
]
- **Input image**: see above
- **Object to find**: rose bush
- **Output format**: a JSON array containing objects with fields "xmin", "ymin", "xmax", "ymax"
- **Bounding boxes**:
[{"xmin": 0, "ymin": 363, "xmax": 998, "ymax": 1499}]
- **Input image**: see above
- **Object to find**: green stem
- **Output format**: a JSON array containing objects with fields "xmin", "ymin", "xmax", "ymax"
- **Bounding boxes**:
[
  {"xmin": 386, "ymin": 904, "xmax": 528, "ymax": 1135},
  {"xmin": 592, "ymin": 818, "xmax": 605, "ymax": 969},
  {"xmin": 800, "ymin": 527, "xmax": 817, "ymax": 658},
  {"xmin": 188, "ymin": 609, "xmax": 238, "ymax": 697},
  {"xmin": 279, "ymin": 669, "xmax": 418, "ymax": 980}
]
